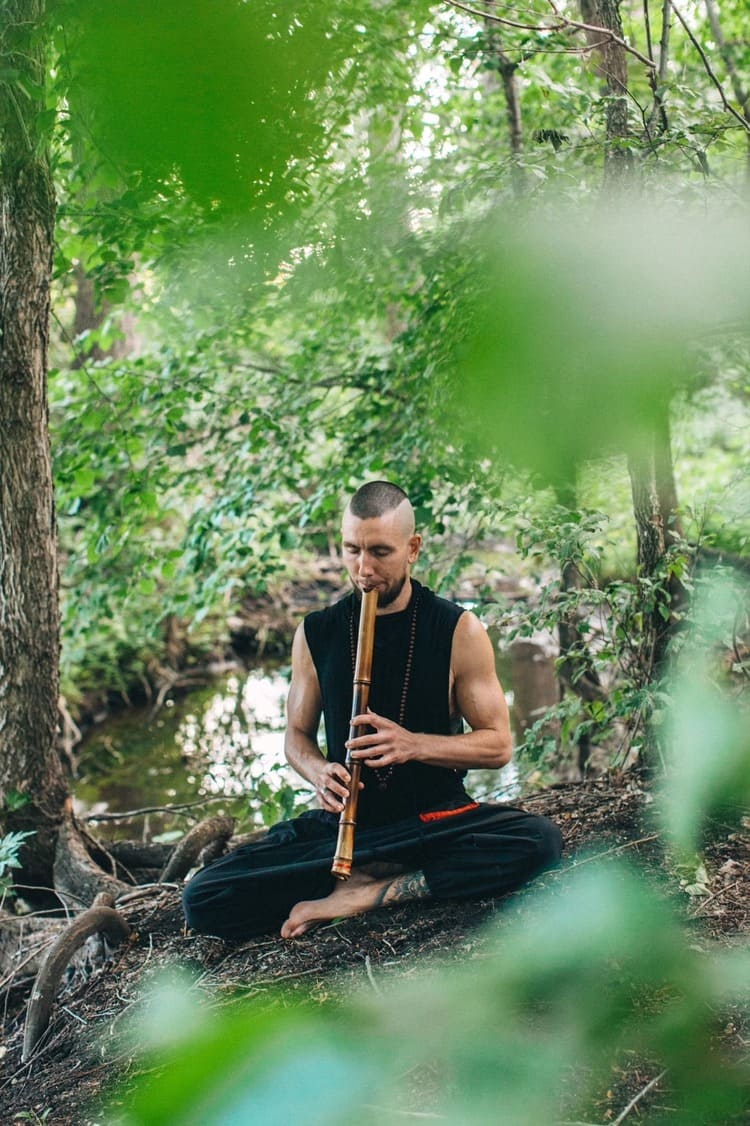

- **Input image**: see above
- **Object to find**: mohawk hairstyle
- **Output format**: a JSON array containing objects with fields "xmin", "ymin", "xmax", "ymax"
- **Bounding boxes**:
[{"xmin": 347, "ymin": 480, "xmax": 409, "ymax": 520}]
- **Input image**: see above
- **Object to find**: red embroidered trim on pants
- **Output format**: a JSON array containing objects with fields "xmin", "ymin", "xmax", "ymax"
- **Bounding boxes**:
[{"xmin": 419, "ymin": 801, "xmax": 480, "ymax": 823}]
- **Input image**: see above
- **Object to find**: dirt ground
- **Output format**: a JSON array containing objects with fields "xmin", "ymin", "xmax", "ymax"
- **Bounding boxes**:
[{"xmin": 1, "ymin": 775, "xmax": 748, "ymax": 1125}]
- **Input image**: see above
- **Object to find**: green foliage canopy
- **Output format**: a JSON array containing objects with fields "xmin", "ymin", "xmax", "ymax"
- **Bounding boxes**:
[{"xmin": 38, "ymin": 0, "xmax": 749, "ymax": 724}]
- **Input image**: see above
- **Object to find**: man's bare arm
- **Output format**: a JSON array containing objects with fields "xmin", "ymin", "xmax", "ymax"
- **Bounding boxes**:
[
  {"xmin": 347, "ymin": 611, "xmax": 512, "ymax": 773},
  {"xmin": 284, "ymin": 624, "xmax": 358, "ymax": 814}
]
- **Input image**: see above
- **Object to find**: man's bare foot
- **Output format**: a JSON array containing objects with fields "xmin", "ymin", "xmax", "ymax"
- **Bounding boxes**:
[
  {"xmin": 280, "ymin": 868, "xmax": 430, "ymax": 939},
  {"xmin": 280, "ymin": 870, "xmax": 380, "ymax": 939}
]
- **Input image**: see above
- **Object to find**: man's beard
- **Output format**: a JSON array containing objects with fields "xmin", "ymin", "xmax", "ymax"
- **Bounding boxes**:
[{"xmin": 352, "ymin": 572, "xmax": 408, "ymax": 609}]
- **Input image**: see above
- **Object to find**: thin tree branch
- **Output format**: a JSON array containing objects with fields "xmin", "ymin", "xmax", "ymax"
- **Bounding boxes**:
[
  {"xmin": 657, "ymin": 0, "xmax": 671, "ymax": 87},
  {"xmin": 703, "ymin": 0, "xmax": 749, "ymax": 114},
  {"xmin": 648, "ymin": 0, "xmax": 672, "ymax": 133},
  {"xmin": 83, "ymin": 795, "xmax": 233, "ymax": 822},
  {"xmin": 643, "ymin": 0, "xmax": 655, "ymax": 61},
  {"xmin": 641, "ymin": 0, "xmax": 666, "ymax": 135},
  {"xmin": 670, "ymin": 2, "xmax": 750, "ymax": 135},
  {"xmin": 443, "ymin": 0, "xmax": 656, "ymax": 68}
]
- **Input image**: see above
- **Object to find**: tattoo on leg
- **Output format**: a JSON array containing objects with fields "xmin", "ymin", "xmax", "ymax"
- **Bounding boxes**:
[{"xmin": 375, "ymin": 870, "xmax": 430, "ymax": 908}]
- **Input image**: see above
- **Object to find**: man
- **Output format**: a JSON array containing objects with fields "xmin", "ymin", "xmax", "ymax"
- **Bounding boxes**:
[{"xmin": 183, "ymin": 481, "xmax": 562, "ymax": 940}]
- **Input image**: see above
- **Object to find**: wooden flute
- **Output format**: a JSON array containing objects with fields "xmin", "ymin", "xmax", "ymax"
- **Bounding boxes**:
[{"xmin": 331, "ymin": 587, "xmax": 378, "ymax": 879}]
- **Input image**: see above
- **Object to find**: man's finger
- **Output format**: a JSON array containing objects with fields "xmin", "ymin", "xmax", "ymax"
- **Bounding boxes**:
[
  {"xmin": 318, "ymin": 783, "xmax": 345, "ymax": 809},
  {"xmin": 346, "ymin": 732, "xmax": 380, "ymax": 750},
  {"xmin": 350, "ymin": 710, "xmax": 387, "ymax": 727},
  {"xmin": 328, "ymin": 766, "xmax": 351, "ymax": 785}
]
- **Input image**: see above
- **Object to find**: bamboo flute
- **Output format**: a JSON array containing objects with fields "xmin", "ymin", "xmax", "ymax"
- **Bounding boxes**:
[{"xmin": 331, "ymin": 587, "xmax": 378, "ymax": 879}]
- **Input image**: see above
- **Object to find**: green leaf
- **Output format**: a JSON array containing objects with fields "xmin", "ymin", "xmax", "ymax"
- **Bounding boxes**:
[
  {"xmin": 0, "ymin": 830, "xmax": 35, "ymax": 877},
  {"xmin": 3, "ymin": 790, "xmax": 31, "ymax": 812}
]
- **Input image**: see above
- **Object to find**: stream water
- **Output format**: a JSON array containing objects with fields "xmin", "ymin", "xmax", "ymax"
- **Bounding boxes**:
[
  {"xmin": 74, "ymin": 658, "xmax": 522, "ymax": 843},
  {"xmin": 74, "ymin": 666, "xmax": 299, "ymax": 841}
]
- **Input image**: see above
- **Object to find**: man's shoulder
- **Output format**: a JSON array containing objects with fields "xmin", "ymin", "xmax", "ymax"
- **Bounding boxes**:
[
  {"xmin": 303, "ymin": 593, "xmax": 354, "ymax": 671},
  {"xmin": 417, "ymin": 581, "xmax": 465, "ymax": 621},
  {"xmin": 414, "ymin": 582, "xmax": 465, "ymax": 643},
  {"xmin": 303, "ymin": 592, "xmax": 353, "ymax": 635}
]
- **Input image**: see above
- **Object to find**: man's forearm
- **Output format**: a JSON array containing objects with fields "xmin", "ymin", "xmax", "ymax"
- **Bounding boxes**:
[
  {"xmin": 285, "ymin": 729, "xmax": 356, "ymax": 815},
  {"xmin": 347, "ymin": 714, "xmax": 512, "ymax": 774},
  {"xmin": 284, "ymin": 731, "xmax": 328, "ymax": 787},
  {"xmin": 410, "ymin": 728, "xmax": 512, "ymax": 771}
]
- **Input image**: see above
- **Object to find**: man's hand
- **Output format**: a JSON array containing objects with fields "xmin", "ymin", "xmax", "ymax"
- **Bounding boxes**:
[
  {"xmin": 314, "ymin": 761, "xmax": 363, "ymax": 813},
  {"xmin": 347, "ymin": 707, "xmax": 419, "ymax": 770}
]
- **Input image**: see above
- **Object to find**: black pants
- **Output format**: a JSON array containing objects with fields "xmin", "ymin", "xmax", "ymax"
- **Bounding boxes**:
[{"xmin": 182, "ymin": 803, "xmax": 563, "ymax": 940}]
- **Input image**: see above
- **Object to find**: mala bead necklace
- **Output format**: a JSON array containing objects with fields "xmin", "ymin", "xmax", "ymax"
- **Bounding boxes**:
[{"xmin": 349, "ymin": 586, "xmax": 420, "ymax": 790}]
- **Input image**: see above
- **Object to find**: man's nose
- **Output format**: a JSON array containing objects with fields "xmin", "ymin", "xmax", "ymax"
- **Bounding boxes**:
[{"xmin": 357, "ymin": 553, "xmax": 374, "ymax": 576}]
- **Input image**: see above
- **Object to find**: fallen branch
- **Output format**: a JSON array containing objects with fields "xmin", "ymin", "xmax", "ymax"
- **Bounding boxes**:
[
  {"xmin": 612, "ymin": 1069, "xmax": 667, "ymax": 1124},
  {"xmin": 563, "ymin": 834, "xmax": 661, "ymax": 871},
  {"xmin": 84, "ymin": 796, "xmax": 233, "ymax": 823},
  {"xmin": 22, "ymin": 894, "xmax": 130, "ymax": 1061},
  {"xmin": 688, "ymin": 878, "xmax": 741, "ymax": 919},
  {"xmin": 115, "ymin": 884, "xmax": 180, "ymax": 907}
]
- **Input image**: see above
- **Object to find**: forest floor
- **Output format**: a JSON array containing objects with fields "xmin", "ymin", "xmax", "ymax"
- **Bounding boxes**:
[{"xmin": 1, "ymin": 775, "xmax": 749, "ymax": 1125}]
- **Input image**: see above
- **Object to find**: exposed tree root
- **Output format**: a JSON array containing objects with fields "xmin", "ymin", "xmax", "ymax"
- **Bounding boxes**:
[
  {"xmin": 7, "ymin": 809, "xmax": 234, "ymax": 1066},
  {"xmin": 53, "ymin": 804, "xmax": 130, "ymax": 908},
  {"xmin": 22, "ymin": 893, "xmax": 130, "ymax": 1062},
  {"xmin": 106, "ymin": 839, "xmax": 174, "ymax": 881},
  {"xmin": 159, "ymin": 814, "xmax": 235, "ymax": 882},
  {"xmin": 0, "ymin": 910, "xmax": 65, "ymax": 984}
]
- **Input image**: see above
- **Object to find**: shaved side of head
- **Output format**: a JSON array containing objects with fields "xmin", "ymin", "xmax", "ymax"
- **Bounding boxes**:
[{"xmin": 346, "ymin": 481, "xmax": 415, "ymax": 535}]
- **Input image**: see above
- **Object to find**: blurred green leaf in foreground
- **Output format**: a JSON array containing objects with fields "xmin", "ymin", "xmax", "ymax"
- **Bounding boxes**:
[
  {"xmin": 454, "ymin": 206, "xmax": 750, "ymax": 484},
  {"xmin": 58, "ymin": 0, "xmax": 346, "ymax": 217},
  {"xmin": 661, "ymin": 574, "xmax": 750, "ymax": 859},
  {"xmin": 116, "ymin": 853, "xmax": 750, "ymax": 1125}
]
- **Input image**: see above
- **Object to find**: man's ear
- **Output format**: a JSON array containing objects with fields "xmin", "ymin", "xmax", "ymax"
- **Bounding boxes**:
[{"xmin": 408, "ymin": 534, "xmax": 422, "ymax": 563}]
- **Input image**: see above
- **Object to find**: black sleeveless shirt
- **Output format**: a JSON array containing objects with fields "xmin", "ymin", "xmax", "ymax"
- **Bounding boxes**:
[{"xmin": 303, "ymin": 579, "xmax": 473, "ymax": 826}]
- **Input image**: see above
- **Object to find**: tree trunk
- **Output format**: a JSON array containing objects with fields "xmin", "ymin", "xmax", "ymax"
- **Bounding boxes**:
[
  {"xmin": 0, "ymin": 0, "xmax": 68, "ymax": 887},
  {"xmin": 580, "ymin": 0, "xmax": 633, "ymax": 181},
  {"xmin": 627, "ymin": 403, "xmax": 684, "ymax": 683},
  {"xmin": 483, "ymin": 1, "xmax": 526, "ymax": 197}
]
